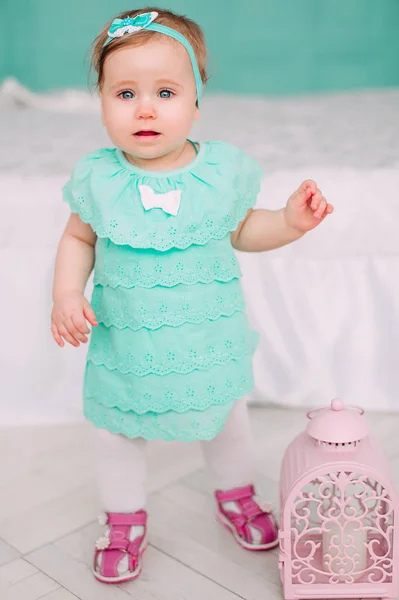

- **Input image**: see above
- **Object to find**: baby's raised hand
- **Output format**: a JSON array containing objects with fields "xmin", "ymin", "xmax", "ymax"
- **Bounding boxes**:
[
  {"xmin": 51, "ymin": 291, "xmax": 98, "ymax": 348},
  {"xmin": 285, "ymin": 180, "xmax": 334, "ymax": 233}
]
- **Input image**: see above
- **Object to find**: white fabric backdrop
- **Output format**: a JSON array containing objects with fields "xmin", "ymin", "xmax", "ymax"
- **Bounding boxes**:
[
  {"xmin": 1, "ymin": 81, "xmax": 398, "ymax": 426},
  {"xmin": 241, "ymin": 171, "xmax": 399, "ymax": 412}
]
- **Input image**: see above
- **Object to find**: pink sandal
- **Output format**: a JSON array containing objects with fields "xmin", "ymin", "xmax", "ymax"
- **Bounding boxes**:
[
  {"xmin": 215, "ymin": 484, "xmax": 278, "ymax": 550},
  {"xmin": 93, "ymin": 510, "xmax": 148, "ymax": 584}
]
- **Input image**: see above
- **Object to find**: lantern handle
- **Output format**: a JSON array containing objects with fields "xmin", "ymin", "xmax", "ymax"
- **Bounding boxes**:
[{"xmin": 307, "ymin": 401, "xmax": 365, "ymax": 420}]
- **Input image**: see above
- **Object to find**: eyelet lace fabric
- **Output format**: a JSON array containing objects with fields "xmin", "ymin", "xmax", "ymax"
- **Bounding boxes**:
[
  {"xmin": 91, "ymin": 279, "xmax": 245, "ymax": 330},
  {"xmin": 84, "ymin": 398, "xmax": 237, "ymax": 442},
  {"xmin": 88, "ymin": 313, "xmax": 258, "ymax": 376},
  {"xmin": 84, "ymin": 354, "xmax": 254, "ymax": 414},
  {"xmin": 62, "ymin": 142, "xmax": 263, "ymax": 251},
  {"xmin": 93, "ymin": 237, "xmax": 242, "ymax": 289},
  {"xmin": 63, "ymin": 141, "xmax": 263, "ymax": 440}
]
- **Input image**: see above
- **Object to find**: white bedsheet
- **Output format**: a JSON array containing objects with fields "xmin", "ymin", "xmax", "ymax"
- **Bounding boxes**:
[{"xmin": 1, "ymin": 80, "xmax": 398, "ymax": 426}]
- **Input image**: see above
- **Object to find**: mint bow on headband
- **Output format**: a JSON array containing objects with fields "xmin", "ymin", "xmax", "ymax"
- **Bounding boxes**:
[{"xmin": 106, "ymin": 12, "xmax": 158, "ymax": 41}]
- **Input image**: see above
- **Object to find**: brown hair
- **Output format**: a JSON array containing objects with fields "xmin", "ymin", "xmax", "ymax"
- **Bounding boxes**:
[{"xmin": 91, "ymin": 7, "xmax": 208, "ymax": 89}]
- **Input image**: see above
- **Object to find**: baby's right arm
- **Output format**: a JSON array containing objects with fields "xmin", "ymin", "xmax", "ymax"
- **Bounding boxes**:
[{"xmin": 51, "ymin": 214, "xmax": 98, "ymax": 348}]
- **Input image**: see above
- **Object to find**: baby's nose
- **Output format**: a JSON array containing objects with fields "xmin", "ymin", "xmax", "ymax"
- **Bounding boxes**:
[{"xmin": 136, "ymin": 100, "xmax": 156, "ymax": 119}]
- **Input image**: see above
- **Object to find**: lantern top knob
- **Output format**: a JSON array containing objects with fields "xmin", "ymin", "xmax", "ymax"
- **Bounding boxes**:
[
  {"xmin": 306, "ymin": 399, "xmax": 369, "ymax": 445},
  {"xmin": 331, "ymin": 398, "xmax": 343, "ymax": 411}
]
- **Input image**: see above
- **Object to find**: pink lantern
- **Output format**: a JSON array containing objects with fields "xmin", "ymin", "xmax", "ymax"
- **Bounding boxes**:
[{"xmin": 279, "ymin": 399, "xmax": 399, "ymax": 599}]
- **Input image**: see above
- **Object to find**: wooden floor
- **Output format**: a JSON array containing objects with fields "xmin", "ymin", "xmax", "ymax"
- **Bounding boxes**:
[{"xmin": 1, "ymin": 406, "xmax": 398, "ymax": 600}]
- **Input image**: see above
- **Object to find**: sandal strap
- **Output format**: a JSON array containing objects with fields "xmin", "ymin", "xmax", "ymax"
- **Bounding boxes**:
[
  {"xmin": 108, "ymin": 536, "xmax": 143, "ymax": 553},
  {"xmin": 215, "ymin": 484, "xmax": 255, "ymax": 503},
  {"xmin": 107, "ymin": 510, "xmax": 147, "ymax": 526},
  {"xmin": 239, "ymin": 498, "xmax": 264, "ymax": 520}
]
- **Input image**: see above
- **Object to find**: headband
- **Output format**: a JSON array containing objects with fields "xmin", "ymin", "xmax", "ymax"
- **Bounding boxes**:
[{"xmin": 103, "ymin": 11, "xmax": 202, "ymax": 105}]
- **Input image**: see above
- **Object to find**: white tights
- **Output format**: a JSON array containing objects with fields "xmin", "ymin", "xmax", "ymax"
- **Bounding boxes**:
[{"xmin": 94, "ymin": 396, "xmax": 256, "ymax": 513}]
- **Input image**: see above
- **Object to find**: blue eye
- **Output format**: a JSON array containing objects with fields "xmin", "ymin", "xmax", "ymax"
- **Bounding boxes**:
[
  {"xmin": 159, "ymin": 89, "xmax": 173, "ymax": 99},
  {"xmin": 119, "ymin": 90, "xmax": 134, "ymax": 99}
]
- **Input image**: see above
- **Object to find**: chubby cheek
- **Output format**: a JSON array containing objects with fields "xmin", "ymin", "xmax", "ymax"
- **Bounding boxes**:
[
  {"xmin": 102, "ymin": 100, "xmax": 132, "ymax": 136},
  {"xmin": 161, "ymin": 101, "xmax": 195, "ymax": 136}
]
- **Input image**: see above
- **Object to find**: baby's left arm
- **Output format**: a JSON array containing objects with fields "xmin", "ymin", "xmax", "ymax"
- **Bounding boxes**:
[{"xmin": 231, "ymin": 180, "xmax": 333, "ymax": 252}]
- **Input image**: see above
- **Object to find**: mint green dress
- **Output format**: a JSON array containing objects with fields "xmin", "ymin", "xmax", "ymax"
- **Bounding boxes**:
[{"xmin": 62, "ymin": 141, "xmax": 263, "ymax": 441}]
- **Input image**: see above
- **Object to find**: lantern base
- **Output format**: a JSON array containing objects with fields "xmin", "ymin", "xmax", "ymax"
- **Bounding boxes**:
[
  {"xmin": 288, "ymin": 532, "xmax": 393, "ymax": 585},
  {"xmin": 280, "ymin": 531, "xmax": 395, "ymax": 599}
]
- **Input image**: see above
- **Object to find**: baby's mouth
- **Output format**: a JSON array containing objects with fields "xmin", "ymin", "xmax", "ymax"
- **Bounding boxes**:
[{"xmin": 134, "ymin": 130, "xmax": 160, "ymax": 137}]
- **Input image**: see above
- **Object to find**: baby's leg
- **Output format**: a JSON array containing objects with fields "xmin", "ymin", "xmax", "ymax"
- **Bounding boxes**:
[
  {"xmin": 92, "ymin": 428, "xmax": 148, "ymax": 583},
  {"xmin": 94, "ymin": 428, "xmax": 147, "ymax": 512},
  {"xmin": 199, "ymin": 395, "xmax": 255, "ymax": 490},
  {"xmin": 200, "ymin": 397, "xmax": 278, "ymax": 550}
]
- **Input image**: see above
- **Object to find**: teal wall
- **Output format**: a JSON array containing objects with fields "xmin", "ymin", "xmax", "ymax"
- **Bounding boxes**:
[
  {"xmin": 3, "ymin": 0, "xmax": 399, "ymax": 95},
  {"xmin": 0, "ymin": 1, "xmax": 8, "ymax": 82}
]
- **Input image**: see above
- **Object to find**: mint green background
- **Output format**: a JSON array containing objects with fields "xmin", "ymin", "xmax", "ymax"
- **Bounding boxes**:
[{"xmin": 2, "ymin": 0, "xmax": 399, "ymax": 95}]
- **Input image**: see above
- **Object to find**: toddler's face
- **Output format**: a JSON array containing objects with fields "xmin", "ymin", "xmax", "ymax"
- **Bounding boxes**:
[{"xmin": 101, "ymin": 39, "xmax": 199, "ymax": 162}]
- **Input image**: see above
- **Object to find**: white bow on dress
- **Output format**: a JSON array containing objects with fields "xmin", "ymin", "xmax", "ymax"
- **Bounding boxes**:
[{"xmin": 138, "ymin": 185, "xmax": 181, "ymax": 216}]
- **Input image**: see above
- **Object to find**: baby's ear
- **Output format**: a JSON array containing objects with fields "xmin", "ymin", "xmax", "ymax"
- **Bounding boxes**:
[{"xmin": 193, "ymin": 105, "xmax": 200, "ymax": 120}]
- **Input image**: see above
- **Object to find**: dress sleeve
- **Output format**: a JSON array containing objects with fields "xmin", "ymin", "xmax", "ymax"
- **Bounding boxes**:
[
  {"xmin": 233, "ymin": 149, "xmax": 263, "ymax": 211},
  {"xmin": 227, "ymin": 146, "xmax": 263, "ymax": 228},
  {"xmin": 62, "ymin": 153, "xmax": 96, "ymax": 224}
]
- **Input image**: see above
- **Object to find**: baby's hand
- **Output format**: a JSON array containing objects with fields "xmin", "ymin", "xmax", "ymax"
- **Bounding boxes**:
[
  {"xmin": 51, "ymin": 291, "xmax": 98, "ymax": 348},
  {"xmin": 285, "ymin": 180, "xmax": 334, "ymax": 233}
]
